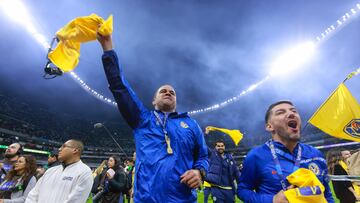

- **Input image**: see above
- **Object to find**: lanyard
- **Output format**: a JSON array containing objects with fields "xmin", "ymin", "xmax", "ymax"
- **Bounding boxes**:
[
  {"xmin": 266, "ymin": 140, "xmax": 302, "ymax": 191},
  {"xmin": 154, "ymin": 111, "xmax": 173, "ymax": 154}
]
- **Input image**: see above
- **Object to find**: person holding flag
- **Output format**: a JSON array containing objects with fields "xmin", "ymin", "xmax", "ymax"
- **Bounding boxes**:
[
  {"xmin": 96, "ymin": 30, "xmax": 208, "ymax": 203},
  {"xmin": 237, "ymin": 101, "xmax": 334, "ymax": 203},
  {"xmin": 203, "ymin": 139, "xmax": 241, "ymax": 203}
]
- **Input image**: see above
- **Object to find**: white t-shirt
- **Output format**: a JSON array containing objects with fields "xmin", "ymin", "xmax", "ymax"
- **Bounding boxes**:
[{"xmin": 25, "ymin": 160, "xmax": 93, "ymax": 203}]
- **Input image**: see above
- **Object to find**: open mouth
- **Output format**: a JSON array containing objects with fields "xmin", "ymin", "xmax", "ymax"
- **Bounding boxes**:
[{"xmin": 288, "ymin": 120, "xmax": 298, "ymax": 129}]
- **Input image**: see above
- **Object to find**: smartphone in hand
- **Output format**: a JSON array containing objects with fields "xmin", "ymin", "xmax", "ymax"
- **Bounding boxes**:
[{"xmin": 107, "ymin": 168, "xmax": 115, "ymax": 178}]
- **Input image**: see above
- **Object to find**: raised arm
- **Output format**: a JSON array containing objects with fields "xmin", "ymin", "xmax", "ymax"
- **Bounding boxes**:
[{"xmin": 98, "ymin": 34, "xmax": 147, "ymax": 129}]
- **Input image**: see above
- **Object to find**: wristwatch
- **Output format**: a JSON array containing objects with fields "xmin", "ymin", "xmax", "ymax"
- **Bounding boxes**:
[{"xmin": 197, "ymin": 168, "xmax": 206, "ymax": 180}]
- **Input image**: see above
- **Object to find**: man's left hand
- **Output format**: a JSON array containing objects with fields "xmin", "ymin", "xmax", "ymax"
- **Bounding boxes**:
[{"xmin": 180, "ymin": 169, "xmax": 201, "ymax": 188}]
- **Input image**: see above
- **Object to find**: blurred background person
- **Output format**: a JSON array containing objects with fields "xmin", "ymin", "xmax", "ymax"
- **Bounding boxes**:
[
  {"xmin": 46, "ymin": 151, "xmax": 59, "ymax": 169},
  {"xmin": 25, "ymin": 139, "xmax": 93, "ymax": 203},
  {"xmin": 327, "ymin": 150, "xmax": 360, "ymax": 203},
  {"xmin": 0, "ymin": 155, "xmax": 37, "ymax": 203},
  {"xmin": 92, "ymin": 155, "xmax": 127, "ymax": 203},
  {"xmin": 0, "ymin": 144, "xmax": 23, "ymax": 183}
]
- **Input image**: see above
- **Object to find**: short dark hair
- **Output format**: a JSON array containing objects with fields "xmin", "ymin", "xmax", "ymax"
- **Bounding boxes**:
[
  {"xmin": 214, "ymin": 140, "xmax": 225, "ymax": 147},
  {"xmin": 265, "ymin": 101, "xmax": 294, "ymax": 123},
  {"xmin": 68, "ymin": 139, "xmax": 84, "ymax": 154}
]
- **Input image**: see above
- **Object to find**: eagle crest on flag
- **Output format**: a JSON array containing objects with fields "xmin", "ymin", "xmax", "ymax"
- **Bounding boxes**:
[{"xmin": 344, "ymin": 119, "xmax": 360, "ymax": 138}]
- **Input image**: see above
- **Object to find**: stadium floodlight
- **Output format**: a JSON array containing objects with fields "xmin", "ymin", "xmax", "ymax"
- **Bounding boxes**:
[
  {"xmin": 0, "ymin": 0, "xmax": 30, "ymax": 24},
  {"xmin": 94, "ymin": 123, "xmax": 104, "ymax": 129},
  {"xmin": 0, "ymin": 0, "xmax": 49, "ymax": 50},
  {"xmin": 269, "ymin": 41, "xmax": 316, "ymax": 76},
  {"xmin": 94, "ymin": 123, "xmax": 128, "ymax": 157},
  {"xmin": 1, "ymin": 0, "xmax": 359, "ymax": 114}
]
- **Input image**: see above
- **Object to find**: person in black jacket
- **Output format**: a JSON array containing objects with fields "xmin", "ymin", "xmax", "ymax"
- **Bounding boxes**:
[
  {"xmin": 327, "ymin": 150, "xmax": 360, "ymax": 203},
  {"xmin": 92, "ymin": 155, "xmax": 127, "ymax": 203}
]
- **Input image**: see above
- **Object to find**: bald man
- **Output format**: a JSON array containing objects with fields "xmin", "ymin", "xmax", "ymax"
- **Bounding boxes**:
[
  {"xmin": 26, "ymin": 140, "xmax": 93, "ymax": 203},
  {"xmin": 97, "ymin": 33, "xmax": 208, "ymax": 203}
]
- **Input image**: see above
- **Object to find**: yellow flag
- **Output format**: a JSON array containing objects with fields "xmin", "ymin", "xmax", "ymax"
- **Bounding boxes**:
[
  {"xmin": 48, "ymin": 14, "xmax": 113, "ymax": 72},
  {"xmin": 205, "ymin": 126, "xmax": 243, "ymax": 145},
  {"xmin": 284, "ymin": 168, "xmax": 327, "ymax": 203},
  {"xmin": 309, "ymin": 83, "xmax": 360, "ymax": 142}
]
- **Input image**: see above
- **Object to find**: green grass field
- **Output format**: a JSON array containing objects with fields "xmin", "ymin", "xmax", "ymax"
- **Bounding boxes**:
[
  {"xmin": 196, "ymin": 183, "xmax": 340, "ymax": 203},
  {"xmin": 197, "ymin": 191, "xmax": 242, "ymax": 203},
  {"xmin": 123, "ymin": 189, "xmax": 339, "ymax": 203},
  {"xmin": 121, "ymin": 183, "xmax": 340, "ymax": 203}
]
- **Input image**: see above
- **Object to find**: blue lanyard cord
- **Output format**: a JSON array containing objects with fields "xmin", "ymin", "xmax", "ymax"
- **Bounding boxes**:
[
  {"xmin": 153, "ymin": 111, "xmax": 173, "ymax": 154},
  {"xmin": 267, "ymin": 140, "xmax": 302, "ymax": 191}
]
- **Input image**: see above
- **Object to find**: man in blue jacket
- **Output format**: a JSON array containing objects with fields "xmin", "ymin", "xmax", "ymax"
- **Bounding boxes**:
[
  {"xmin": 205, "ymin": 140, "xmax": 240, "ymax": 203},
  {"xmin": 97, "ymin": 33, "xmax": 208, "ymax": 203},
  {"xmin": 237, "ymin": 101, "xmax": 334, "ymax": 203}
]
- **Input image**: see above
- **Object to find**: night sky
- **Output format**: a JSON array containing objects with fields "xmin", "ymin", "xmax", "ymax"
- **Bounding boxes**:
[{"xmin": 0, "ymin": 0, "xmax": 359, "ymax": 145}]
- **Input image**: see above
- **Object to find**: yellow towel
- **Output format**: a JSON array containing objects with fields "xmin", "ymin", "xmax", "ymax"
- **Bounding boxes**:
[
  {"xmin": 284, "ymin": 168, "xmax": 327, "ymax": 203},
  {"xmin": 48, "ymin": 14, "xmax": 113, "ymax": 72}
]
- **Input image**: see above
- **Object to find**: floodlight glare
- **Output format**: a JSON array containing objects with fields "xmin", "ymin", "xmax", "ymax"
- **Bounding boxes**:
[{"xmin": 269, "ymin": 41, "xmax": 316, "ymax": 76}]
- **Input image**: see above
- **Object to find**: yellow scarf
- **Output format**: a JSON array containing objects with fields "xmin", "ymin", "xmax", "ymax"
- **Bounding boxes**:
[
  {"xmin": 48, "ymin": 14, "xmax": 113, "ymax": 72},
  {"xmin": 284, "ymin": 168, "xmax": 327, "ymax": 203}
]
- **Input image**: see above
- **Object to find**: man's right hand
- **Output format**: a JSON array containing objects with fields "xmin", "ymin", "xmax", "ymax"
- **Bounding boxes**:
[
  {"xmin": 97, "ymin": 31, "xmax": 113, "ymax": 51},
  {"xmin": 273, "ymin": 190, "xmax": 289, "ymax": 203}
]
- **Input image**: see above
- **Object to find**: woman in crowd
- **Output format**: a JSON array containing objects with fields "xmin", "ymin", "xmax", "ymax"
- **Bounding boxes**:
[
  {"xmin": 93, "ymin": 155, "xmax": 127, "ymax": 203},
  {"xmin": 327, "ymin": 150, "xmax": 360, "ymax": 203},
  {"xmin": 0, "ymin": 155, "xmax": 37, "ymax": 203}
]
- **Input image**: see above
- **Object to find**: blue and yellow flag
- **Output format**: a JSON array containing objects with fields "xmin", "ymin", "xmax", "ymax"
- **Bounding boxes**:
[
  {"xmin": 309, "ymin": 83, "xmax": 360, "ymax": 142},
  {"xmin": 205, "ymin": 126, "xmax": 243, "ymax": 145}
]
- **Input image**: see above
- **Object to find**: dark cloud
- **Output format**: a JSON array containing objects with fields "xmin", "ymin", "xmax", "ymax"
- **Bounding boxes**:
[{"xmin": 0, "ymin": 0, "xmax": 359, "ymax": 144}]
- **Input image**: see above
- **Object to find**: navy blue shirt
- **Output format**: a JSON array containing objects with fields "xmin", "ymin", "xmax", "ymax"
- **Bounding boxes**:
[{"xmin": 237, "ymin": 141, "xmax": 334, "ymax": 203}]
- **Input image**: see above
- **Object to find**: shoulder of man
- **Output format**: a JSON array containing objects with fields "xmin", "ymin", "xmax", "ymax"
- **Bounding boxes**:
[
  {"xmin": 46, "ymin": 164, "xmax": 62, "ymax": 173},
  {"xmin": 77, "ymin": 160, "xmax": 92, "ymax": 173},
  {"xmin": 245, "ymin": 143, "xmax": 270, "ymax": 160},
  {"xmin": 299, "ymin": 143, "xmax": 324, "ymax": 158},
  {"xmin": 299, "ymin": 143, "xmax": 328, "ymax": 177}
]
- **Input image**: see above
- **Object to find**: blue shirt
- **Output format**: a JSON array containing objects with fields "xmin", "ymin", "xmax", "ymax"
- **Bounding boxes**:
[
  {"xmin": 101, "ymin": 50, "xmax": 209, "ymax": 203},
  {"xmin": 237, "ymin": 141, "xmax": 334, "ymax": 203}
]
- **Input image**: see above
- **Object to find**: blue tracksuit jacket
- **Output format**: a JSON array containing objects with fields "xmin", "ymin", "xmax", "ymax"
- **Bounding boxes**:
[
  {"xmin": 101, "ymin": 50, "xmax": 209, "ymax": 203},
  {"xmin": 237, "ymin": 140, "xmax": 334, "ymax": 203}
]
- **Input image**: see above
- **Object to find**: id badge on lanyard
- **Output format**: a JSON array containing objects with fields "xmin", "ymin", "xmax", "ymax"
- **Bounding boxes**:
[{"xmin": 267, "ymin": 140, "xmax": 301, "ymax": 191}]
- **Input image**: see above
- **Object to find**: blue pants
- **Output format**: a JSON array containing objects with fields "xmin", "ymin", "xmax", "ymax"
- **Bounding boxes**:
[{"xmin": 211, "ymin": 187, "xmax": 235, "ymax": 203}]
